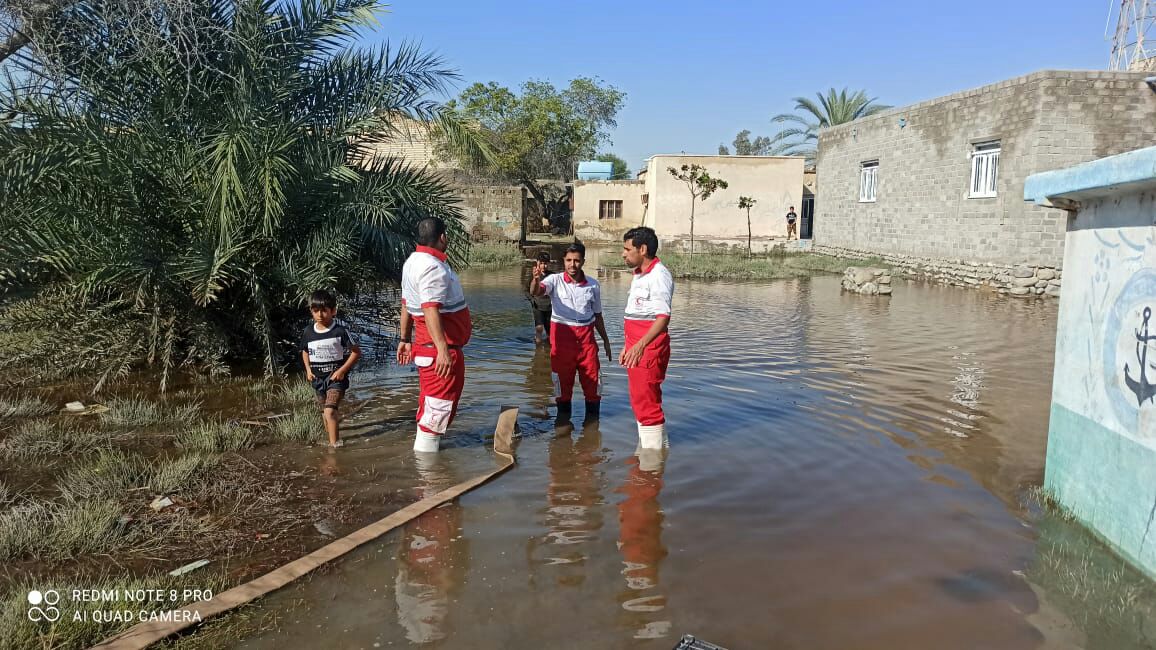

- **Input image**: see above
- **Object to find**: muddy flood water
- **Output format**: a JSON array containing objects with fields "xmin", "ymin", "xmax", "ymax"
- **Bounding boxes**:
[{"xmin": 235, "ymin": 256, "xmax": 1156, "ymax": 650}]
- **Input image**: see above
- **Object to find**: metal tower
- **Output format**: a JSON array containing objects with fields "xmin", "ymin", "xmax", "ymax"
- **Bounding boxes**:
[{"xmin": 1109, "ymin": 0, "xmax": 1156, "ymax": 71}]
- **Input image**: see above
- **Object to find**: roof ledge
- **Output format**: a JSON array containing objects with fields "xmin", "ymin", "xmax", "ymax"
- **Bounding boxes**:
[{"xmin": 1024, "ymin": 146, "xmax": 1156, "ymax": 210}]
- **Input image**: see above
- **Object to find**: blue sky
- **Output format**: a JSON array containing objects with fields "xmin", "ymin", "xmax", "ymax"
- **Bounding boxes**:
[{"xmin": 370, "ymin": 1, "xmax": 1113, "ymax": 173}]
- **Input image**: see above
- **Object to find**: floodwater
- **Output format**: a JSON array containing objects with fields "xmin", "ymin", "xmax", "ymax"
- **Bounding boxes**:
[{"xmin": 236, "ymin": 258, "xmax": 1156, "ymax": 650}]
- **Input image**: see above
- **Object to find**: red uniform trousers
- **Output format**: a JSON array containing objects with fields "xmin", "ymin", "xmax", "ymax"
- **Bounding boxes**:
[
  {"xmin": 624, "ymin": 319, "xmax": 670, "ymax": 426},
  {"xmin": 550, "ymin": 322, "xmax": 601, "ymax": 404},
  {"xmin": 414, "ymin": 347, "xmax": 466, "ymax": 437}
]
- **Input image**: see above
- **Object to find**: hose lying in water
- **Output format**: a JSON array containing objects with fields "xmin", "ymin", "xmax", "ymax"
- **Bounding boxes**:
[{"xmin": 90, "ymin": 406, "xmax": 520, "ymax": 650}]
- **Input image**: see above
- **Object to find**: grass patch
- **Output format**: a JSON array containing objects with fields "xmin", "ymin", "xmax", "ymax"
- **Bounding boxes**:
[
  {"xmin": 147, "ymin": 453, "xmax": 220, "ymax": 495},
  {"xmin": 0, "ymin": 418, "xmax": 106, "ymax": 461},
  {"xmin": 0, "ymin": 498, "xmax": 122, "ymax": 560},
  {"xmin": 58, "ymin": 449, "xmax": 151, "ymax": 500},
  {"xmin": 0, "ymin": 482, "xmax": 13, "ymax": 507},
  {"xmin": 466, "ymin": 242, "xmax": 523, "ymax": 270},
  {"xmin": 101, "ymin": 396, "xmax": 200, "ymax": 428},
  {"xmin": 0, "ymin": 395, "xmax": 55, "ymax": 417},
  {"xmin": 59, "ymin": 449, "xmax": 221, "ymax": 500},
  {"xmin": 659, "ymin": 251, "xmax": 890, "ymax": 280},
  {"xmin": 0, "ymin": 571, "xmax": 229, "ymax": 649},
  {"xmin": 176, "ymin": 421, "xmax": 253, "ymax": 453},
  {"xmin": 274, "ymin": 379, "xmax": 316, "ymax": 407},
  {"xmin": 269, "ymin": 408, "xmax": 320, "ymax": 443}
]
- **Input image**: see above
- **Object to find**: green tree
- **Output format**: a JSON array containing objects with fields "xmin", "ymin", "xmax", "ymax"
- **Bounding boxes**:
[
  {"xmin": 738, "ymin": 196, "xmax": 757, "ymax": 256},
  {"xmin": 668, "ymin": 164, "xmax": 728, "ymax": 254},
  {"xmin": 0, "ymin": 0, "xmax": 488, "ymax": 390},
  {"xmin": 446, "ymin": 77, "xmax": 625, "ymax": 220},
  {"xmin": 732, "ymin": 129, "xmax": 777, "ymax": 156},
  {"xmin": 595, "ymin": 152, "xmax": 630, "ymax": 179},
  {"xmin": 718, "ymin": 143, "xmax": 730, "ymax": 155},
  {"xmin": 771, "ymin": 88, "xmax": 891, "ymax": 161}
]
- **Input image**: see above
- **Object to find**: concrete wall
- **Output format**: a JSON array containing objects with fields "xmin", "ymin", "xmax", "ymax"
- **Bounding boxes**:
[
  {"xmin": 455, "ymin": 185, "xmax": 523, "ymax": 241},
  {"xmin": 644, "ymin": 155, "xmax": 805, "ymax": 250},
  {"xmin": 354, "ymin": 116, "xmax": 452, "ymax": 170},
  {"xmin": 1025, "ymin": 147, "xmax": 1156, "ymax": 580},
  {"xmin": 572, "ymin": 180, "xmax": 646, "ymax": 242},
  {"xmin": 815, "ymin": 70, "xmax": 1156, "ymax": 282}
]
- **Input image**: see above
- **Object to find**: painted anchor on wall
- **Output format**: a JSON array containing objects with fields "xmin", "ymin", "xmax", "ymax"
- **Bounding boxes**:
[{"xmin": 1124, "ymin": 306, "xmax": 1156, "ymax": 407}]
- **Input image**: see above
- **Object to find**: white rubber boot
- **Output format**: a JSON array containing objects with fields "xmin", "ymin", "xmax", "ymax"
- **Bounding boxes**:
[
  {"xmin": 637, "ymin": 423, "xmax": 666, "ymax": 450},
  {"xmin": 413, "ymin": 428, "xmax": 440, "ymax": 453}
]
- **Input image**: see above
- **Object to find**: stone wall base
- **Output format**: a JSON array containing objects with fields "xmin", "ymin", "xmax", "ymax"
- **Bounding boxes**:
[{"xmin": 811, "ymin": 245, "xmax": 1061, "ymax": 298}]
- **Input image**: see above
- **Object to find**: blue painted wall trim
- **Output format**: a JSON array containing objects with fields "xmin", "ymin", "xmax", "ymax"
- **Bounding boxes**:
[{"xmin": 1024, "ymin": 145, "xmax": 1156, "ymax": 206}]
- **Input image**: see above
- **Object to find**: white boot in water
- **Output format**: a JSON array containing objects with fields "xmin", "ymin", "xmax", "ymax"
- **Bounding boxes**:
[
  {"xmin": 413, "ymin": 428, "xmax": 440, "ymax": 453},
  {"xmin": 637, "ymin": 423, "xmax": 666, "ymax": 450}
]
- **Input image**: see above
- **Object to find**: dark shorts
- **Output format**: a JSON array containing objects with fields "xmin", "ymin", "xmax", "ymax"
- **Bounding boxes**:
[
  {"xmin": 311, "ymin": 373, "xmax": 349, "ymax": 410},
  {"xmin": 532, "ymin": 307, "xmax": 552, "ymax": 331}
]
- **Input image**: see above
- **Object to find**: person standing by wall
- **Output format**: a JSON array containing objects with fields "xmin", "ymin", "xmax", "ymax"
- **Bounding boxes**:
[
  {"xmin": 620, "ymin": 227, "xmax": 673, "ymax": 451},
  {"xmin": 786, "ymin": 205, "xmax": 798, "ymax": 240},
  {"xmin": 398, "ymin": 217, "xmax": 473, "ymax": 454}
]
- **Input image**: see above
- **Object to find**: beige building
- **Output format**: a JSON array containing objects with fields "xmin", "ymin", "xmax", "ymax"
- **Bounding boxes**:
[
  {"xmin": 574, "ymin": 154, "xmax": 805, "ymax": 251},
  {"xmin": 644, "ymin": 154, "xmax": 805, "ymax": 251},
  {"xmin": 572, "ymin": 179, "xmax": 647, "ymax": 242}
]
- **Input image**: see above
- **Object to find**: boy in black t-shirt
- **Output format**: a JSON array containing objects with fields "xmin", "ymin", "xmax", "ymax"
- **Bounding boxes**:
[
  {"xmin": 528, "ymin": 251, "xmax": 553, "ymax": 346},
  {"xmin": 300, "ymin": 290, "xmax": 361, "ymax": 448}
]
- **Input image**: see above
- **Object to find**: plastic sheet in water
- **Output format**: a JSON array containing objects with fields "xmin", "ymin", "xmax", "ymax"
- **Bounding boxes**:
[{"xmin": 673, "ymin": 635, "xmax": 728, "ymax": 650}]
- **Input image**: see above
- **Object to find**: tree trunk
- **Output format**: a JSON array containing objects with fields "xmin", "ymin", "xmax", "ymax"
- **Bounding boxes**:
[
  {"xmin": 521, "ymin": 179, "xmax": 548, "ymax": 237},
  {"xmin": 747, "ymin": 208, "xmax": 752, "ymax": 257},
  {"xmin": 689, "ymin": 196, "xmax": 696, "ymax": 254}
]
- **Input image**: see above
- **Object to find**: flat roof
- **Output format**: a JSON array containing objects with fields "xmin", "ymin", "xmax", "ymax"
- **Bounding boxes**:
[{"xmin": 1024, "ymin": 145, "xmax": 1156, "ymax": 208}]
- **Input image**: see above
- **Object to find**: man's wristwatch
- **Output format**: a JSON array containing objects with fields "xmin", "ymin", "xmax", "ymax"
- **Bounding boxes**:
[{"xmin": 400, "ymin": 336, "xmax": 412, "ymax": 344}]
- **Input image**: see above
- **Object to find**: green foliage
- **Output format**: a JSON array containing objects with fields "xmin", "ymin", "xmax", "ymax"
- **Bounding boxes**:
[
  {"xmin": 270, "ymin": 408, "xmax": 320, "ymax": 442},
  {"xmin": 446, "ymin": 77, "xmax": 625, "ymax": 218},
  {"xmin": 0, "ymin": 418, "xmax": 106, "ymax": 460},
  {"xmin": 101, "ymin": 396, "xmax": 200, "ymax": 428},
  {"xmin": 0, "ymin": 0, "xmax": 485, "ymax": 391},
  {"xmin": 667, "ymin": 164, "xmax": 728, "ymax": 253},
  {"xmin": 660, "ymin": 251, "xmax": 879, "ymax": 280},
  {"xmin": 595, "ymin": 152, "xmax": 631, "ymax": 179},
  {"xmin": 176, "ymin": 421, "xmax": 254, "ymax": 452},
  {"xmin": 467, "ymin": 242, "xmax": 523, "ymax": 270},
  {"xmin": 771, "ymin": 87, "xmax": 891, "ymax": 161},
  {"xmin": 0, "ymin": 395, "xmax": 55, "ymax": 417}
]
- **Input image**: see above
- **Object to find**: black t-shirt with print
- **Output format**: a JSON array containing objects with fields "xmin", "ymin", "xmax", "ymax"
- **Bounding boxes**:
[
  {"xmin": 786, "ymin": 210, "xmax": 797, "ymax": 223},
  {"xmin": 300, "ymin": 323, "xmax": 353, "ymax": 374}
]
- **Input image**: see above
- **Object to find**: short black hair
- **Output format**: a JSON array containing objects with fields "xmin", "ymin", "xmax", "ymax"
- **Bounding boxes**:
[
  {"xmin": 564, "ymin": 242, "xmax": 586, "ymax": 258},
  {"xmin": 623, "ymin": 227, "xmax": 658, "ymax": 257},
  {"xmin": 536, "ymin": 251, "xmax": 551, "ymax": 263},
  {"xmin": 309, "ymin": 289, "xmax": 336, "ymax": 311},
  {"xmin": 416, "ymin": 217, "xmax": 447, "ymax": 247}
]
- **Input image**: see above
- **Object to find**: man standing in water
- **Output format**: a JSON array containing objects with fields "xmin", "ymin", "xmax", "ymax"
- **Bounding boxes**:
[
  {"xmin": 398, "ymin": 217, "xmax": 472, "ymax": 454},
  {"xmin": 620, "ymin": 227, "xmax": 673, "ymax": 450},
  {"xmin": 530, "ymin": 242, "xmax": 612, "ymax": 422}
]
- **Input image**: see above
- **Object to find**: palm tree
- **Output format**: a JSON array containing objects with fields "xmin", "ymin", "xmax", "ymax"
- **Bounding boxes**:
[
  {"xmin": 770, "ymin": 88, "xmax": 891, "ymax": 162},
  {"xmin": 0, "ymin": 0, "xmax": 489, "ymax": 390}
]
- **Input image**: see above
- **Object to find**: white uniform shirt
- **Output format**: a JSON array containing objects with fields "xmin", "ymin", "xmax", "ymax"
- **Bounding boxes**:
[
  {"xmin": 540, "ymin": 272, "xmax": 602, "ymax": 326},
  {"xmin": 401, "ymin": 248, "xmax": 468, "ymax": 316},
  {"xmin": 624, "ymin": 258, "xmax": 673, "ymax": 321}
]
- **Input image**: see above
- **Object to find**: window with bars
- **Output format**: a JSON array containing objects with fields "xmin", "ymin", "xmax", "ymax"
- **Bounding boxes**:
[
  {"xmin": 969, "ymin": 141, "xmax": 1000, "ymax": 198},
  {"xmin": 599, "ymin": 200, "xmax": 623, "ymax": 219},
  {"xmin": 859, "ymin": 161, "xmax": 878, "ymax": 203}
]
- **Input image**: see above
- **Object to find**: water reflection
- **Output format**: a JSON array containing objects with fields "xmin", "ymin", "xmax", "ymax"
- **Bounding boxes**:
[
  {"xmin": 527, "ymin": 417, "xmax": 607, "ymax": 586},
  {"xmin": 616, "ymin": 453, "xmax": 670, "ymax": 640},
  {"xmin": 395, "ymin": 456, "xmax": 469, "ymax": 644}
]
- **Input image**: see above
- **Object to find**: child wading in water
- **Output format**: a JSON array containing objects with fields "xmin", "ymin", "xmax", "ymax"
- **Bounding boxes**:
[{"xmin": 300, "ymin": 290, "xmax": 361, "ymax": 448}]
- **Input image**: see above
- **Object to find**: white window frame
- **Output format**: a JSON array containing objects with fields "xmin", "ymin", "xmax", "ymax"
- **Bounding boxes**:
[
  {"xmin": 859, "ymin": 161, "xmax": 878, "ymax": 203},
  {"xmin": 969, "ymin": 141, "xmax": 1000, "ymax": 198}
]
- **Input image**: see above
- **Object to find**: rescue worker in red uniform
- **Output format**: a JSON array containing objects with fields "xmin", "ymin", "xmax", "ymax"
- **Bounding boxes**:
[
  {"xmin": 620, "ymin": 227, "xmax": 673, "ymax": 452},
  {"xmin": 529, "ymin": 242, "xmax": 612, "ymax": 422},
  {"xmin": 397, "ymin": 217, "xmax": 472, "ymax": 454}
]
